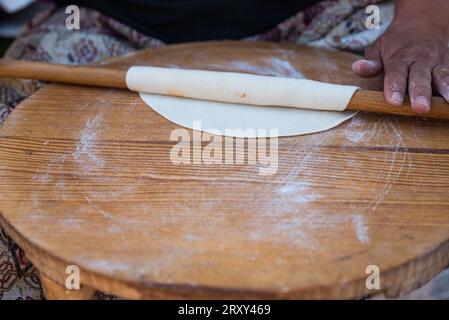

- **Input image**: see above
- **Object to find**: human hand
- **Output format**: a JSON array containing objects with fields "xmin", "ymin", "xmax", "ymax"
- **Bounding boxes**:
[{"xmin": 352, "ymin": 1, "xmax": 449, "ymax": 113}]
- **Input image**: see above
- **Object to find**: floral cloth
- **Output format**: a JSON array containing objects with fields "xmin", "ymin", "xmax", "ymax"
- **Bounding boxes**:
[{"xmin": 2, "ymin": 0, "xmax": 445, "ymax": 300}]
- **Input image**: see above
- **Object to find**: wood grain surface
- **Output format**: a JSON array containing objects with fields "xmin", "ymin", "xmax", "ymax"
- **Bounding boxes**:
[{"xmin": 0, "ymin": 41, "xmax": 448, "ymax": 299}]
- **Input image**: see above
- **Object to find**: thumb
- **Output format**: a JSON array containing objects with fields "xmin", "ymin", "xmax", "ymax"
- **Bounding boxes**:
[{"xmin": 352, "ymin": 45, "xmax": 383, "ymax": 77}]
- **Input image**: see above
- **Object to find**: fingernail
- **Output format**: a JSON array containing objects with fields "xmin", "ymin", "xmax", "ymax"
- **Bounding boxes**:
[
  {"xmin": 353, "ymin": 60, "xmax": 378, "ymax": 73},
  {"xmin": 413, "ymin": 96, "xmax": 430, "ymax": 113},
  {"xmin": 362, "ymin": 59, "xmax": 379, "ymax": 68},
  {"xmin": 352, "ymin": 61, "xmax": 363, "ymax": 72},
  {"xmin": 352, "ymin": 60, "xmax": 360, "ymax": 72},
  {"xmin": 391, "ymin": 92, "xmax": 403, "ymax": 105}
]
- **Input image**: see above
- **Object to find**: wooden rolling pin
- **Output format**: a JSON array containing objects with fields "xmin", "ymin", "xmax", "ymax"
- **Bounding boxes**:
[{"xmin": 1, "ymin": 59, "xmax": 448, "ymax": 120}]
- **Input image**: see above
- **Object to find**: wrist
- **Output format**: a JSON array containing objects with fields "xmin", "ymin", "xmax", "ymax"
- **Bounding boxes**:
[
  {"xmin": 391, "ymin": 16, "xmax": 449, "ymax": 42},
  {"xmin": 391, "ymin": 21, "xmax": 449, "ymax": 43},
  {"xmin": 394, "ymin": 0, "xmax": 449, "ymax": 36}
]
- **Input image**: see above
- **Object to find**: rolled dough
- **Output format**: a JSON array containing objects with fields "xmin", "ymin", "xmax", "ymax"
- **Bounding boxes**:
[{"xmin": 127, "ymin": 66, "xmax": 359, "ymax": 137}]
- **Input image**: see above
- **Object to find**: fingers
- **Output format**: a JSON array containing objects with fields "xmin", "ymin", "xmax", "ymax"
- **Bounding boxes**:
[
  {"xmin": 432, "ymin": 63, "xmax": 449, "ymax": 103},
  {"xmin": 409, "ymin": 62, "xmax": 433, "ymax": 113},
  {"xmin": 354, "ymin": 45, "xmax": 445, "ymax": 113},
  {"xmin": 352, "ymin": 46, "xmax": 383, "ymax": 77},
  {"xmin": 383, "ymin": 60, "xmax": 408, "ymax": 106}
]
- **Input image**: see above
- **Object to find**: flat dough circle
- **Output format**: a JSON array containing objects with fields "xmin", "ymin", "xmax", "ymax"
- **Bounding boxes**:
[{"xmin": 140, "ymin": 93, "xmax": 357, "ymax": 138}]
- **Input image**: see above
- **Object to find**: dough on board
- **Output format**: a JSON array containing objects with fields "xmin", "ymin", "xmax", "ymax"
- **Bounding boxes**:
[
  {"xmin": 139, "ymin": 93, "xmax": 357, "ymax": 138},
  {"xmin": 127, "ymin": 66, "xmax": 359, "ymax": 138}
]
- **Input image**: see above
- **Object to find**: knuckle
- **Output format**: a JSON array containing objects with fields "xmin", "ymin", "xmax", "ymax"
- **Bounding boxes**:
[
  {"xmin": 434, "ymin": 76, "xmax": 449, "ymax": 87},
  {"xmin": 435, "ymin": 78, "xmax": 449, "ymax": 90},
  {"xmin": 385, "ymin": 62, "xmax": 408, "ymax": 74},
  {"xmin": 410, "ymin": 74, "xmax": 432, "ymax": 84},
  {"xmin": 385, "ymin": 81, "xmax": 406, "ymax": 94},
  {"xmin": 433, "ymin": 64, "xmax": 449, "ymax": 80},
  {"xmin": 410, "ymin": 85, "xmax": 432, "ymax": 97},
  {"xmin": 410, "ymin": 72, "xmax": 432, "ymax": 83},
  {"xmin": 385, "ymin": 61, "xmax": 409, "ymax": 78},
  {"xmin": 410, "ymin": 74, "xmax": 432, "ymax": 86},
  {"xmin": 411, "ymin": 60, "xmax": 433, "ymax": 69},
  {"xmin": 410, "ymin": 62, "xmax": 432, "ymax": 74},
  {"xmin": 385, "ymin": 71, "xmax": 407, "ymax": 85}
]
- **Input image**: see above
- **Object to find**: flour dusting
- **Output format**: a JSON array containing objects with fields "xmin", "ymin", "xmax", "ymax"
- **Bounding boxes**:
[
  {"xmin": 73, "ymin": 113, "xmax": 105, "ymax": 173},
  {"xmin": 278, "ymin": 182, "xmax": 318, "ymax": 203},
  {"xmin": 276, "ymin": 132, "xmax": 329, "ymax": 206},
  {"xmin": 345, "ymin": 116, "xmax": 377, "ymax": 143},
  {"xmin": 371, "ymin": 118, "xmax": 409, "ymax": 212},
  {"xmin": 352, "ymin": 215, "xmax": 370, "ymax": 244}
]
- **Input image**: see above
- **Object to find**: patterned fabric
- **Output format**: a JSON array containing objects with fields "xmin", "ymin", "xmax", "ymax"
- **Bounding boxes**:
[
  {"xmin": 1, "ymin": 0, "xmax": 446, "ymax": 300},
  {"xmin": 247, "ymin": 0, "xmax": 391, "ymax": 46},
  {"xmin": 0, "ymin": 229, "xmax": 43, "ymax": 300}
]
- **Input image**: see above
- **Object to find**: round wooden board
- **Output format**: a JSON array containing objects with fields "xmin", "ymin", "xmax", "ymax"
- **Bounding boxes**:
[{"xmin": 0, "ymin": 41, "xmax": 449, "ymax": 299}]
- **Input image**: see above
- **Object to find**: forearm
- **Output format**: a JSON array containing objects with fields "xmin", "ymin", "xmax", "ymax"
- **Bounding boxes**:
[{"xmin": 394, "ymin": 0, "xmax": 449, "ymax": 36}]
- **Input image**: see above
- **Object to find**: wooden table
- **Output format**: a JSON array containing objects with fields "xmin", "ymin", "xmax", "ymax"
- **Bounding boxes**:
[{"xmin": 0, "ymin": 41, "xmax": 448, "ymax": 299}]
